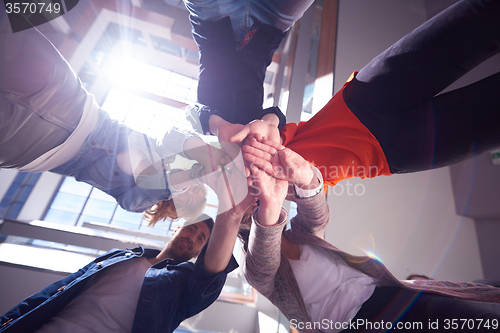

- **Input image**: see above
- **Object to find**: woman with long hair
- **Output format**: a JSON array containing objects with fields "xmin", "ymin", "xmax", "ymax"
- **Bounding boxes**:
[
  {"xmin": 144, "ymin": 184, "xmax": 208, "ymax": 226},
  {"xmin": 239, "ymin": 139, "xmax": 500, "ymax": 333}
]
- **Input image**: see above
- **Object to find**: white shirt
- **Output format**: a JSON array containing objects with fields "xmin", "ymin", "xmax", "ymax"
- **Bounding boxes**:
[
  {"xmin": 35, "ymin": 257, "xmax": 151, "ymax": 333},
  {"xmin": 288, "ymin": 243, "xmax": 376, "ymax": 332}
]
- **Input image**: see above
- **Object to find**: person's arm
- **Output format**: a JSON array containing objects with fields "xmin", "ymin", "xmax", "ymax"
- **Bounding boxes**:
[
  {"xmin": 243, "ymin": 138, "xmax": 329, "ymax": 237},
  {"xmin": 244, "ymin": 207, "xmax": 287, "ymax": 298},
  {"xmin": 243, "ymin": 156, "xmax": 289, "ymax": 297},
  {"xmin": 203, "ymin": 196, "xmax": 253, "ymax": 273},
  {"xmin": 288, "ymin": 170, "xmax": 329, "ymax": 239},
  {"xmin": 202, "ymin": 155, "xmax": 255, "ymax": 273},
  {"xmin": 178, "ymin": 168, "xmax": 252, "ymax": 319},
  {"xmin": 119, "ymin": 128, "xmax": 228, "ymax": 176}
]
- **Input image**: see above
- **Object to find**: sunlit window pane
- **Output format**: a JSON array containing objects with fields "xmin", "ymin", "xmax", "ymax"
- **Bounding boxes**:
[
  {"xmin": 81, "ymin": 199, "xmax": 116, "ymax": 220},
  {"xmin": 50, "ymin": 193, "xmax": 87, "ymax": 213},
  {"xmin": 44, "ymin": 210, "xmax": 80, "ymax": 226},
  {"xmin": 44, "ymin": 61, "xmax": 214, "ymax": 239},
  {"xmin": 111, "ymin": 206, "xmax": 143, "ymax": 225},
  {"xmin": 101, "ymin": 90, "xmax": 133, "ymax": 122},
  {"xmin": 89, "ymin": 188, "xmax": 116, "ymax": 202}
]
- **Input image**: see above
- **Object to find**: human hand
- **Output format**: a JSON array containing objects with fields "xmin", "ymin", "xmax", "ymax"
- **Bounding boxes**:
[
  {"xmin": 228, "ymin": 116, "xmax": 281, "ymax": 145},
  {"xmin": 248, "ymin": 161, "xmax": 288, "ymax": 208},
  {"xmin": 183, "ymin": 138, "xmax": 231, "ymax": 175},
  {"xmin": 202, "ymin": 152, "xmax": 249, "ymax": 215},
  {"xmin": 243, "ymin": 138, "xmax": 315, "ymax": 189}
]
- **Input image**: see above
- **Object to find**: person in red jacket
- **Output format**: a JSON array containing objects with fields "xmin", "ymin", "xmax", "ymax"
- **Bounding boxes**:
[{"xmin": 224, "ymin": 0, "xmax": 500, "ymax": 187}]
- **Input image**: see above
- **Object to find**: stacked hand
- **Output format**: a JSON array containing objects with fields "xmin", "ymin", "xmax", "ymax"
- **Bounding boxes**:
[
  {"xmin": 242, "ymin": 138, "xmax": 314, "ymax": 189},
  {"xmin": 241, "ymin": 138, "xmax": 318, "ymax": 226},
  {"xmin": 201, "ymin": 152, "xmax": 252, "ymax": 216},
  {"xmin": 228, "ymin": 118, "xmax": 281, "ymax": 145},
  {"xmin": 210, "ymin": 114, "xmax": 281, "ymax": 177}
]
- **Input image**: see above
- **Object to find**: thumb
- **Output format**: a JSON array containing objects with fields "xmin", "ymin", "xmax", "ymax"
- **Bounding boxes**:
[
  {"xmin": 229, "ymin": 127, "xmax": 250, "ymax": 143},
  {"xmin": 276, "ymin": 148, "xmax": 287, "ymax": 161},
  {"xmin": 276, "ymin": 149, "xmax": 293, "ymax": 173}
]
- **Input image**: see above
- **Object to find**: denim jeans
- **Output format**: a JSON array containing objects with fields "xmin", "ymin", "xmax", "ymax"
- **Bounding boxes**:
[
  {"xmin": 0, "ymin": 23, "xmax": 86, "ymax": 168},
  {"xmin": 344, "ymin": 0, "xmax": 500, "ymax": 173},
  {"xmin": 182, "ymin": 0, "xmax": 315, "ymax": 41},
  {"xmin": 50, "ymin": 109, "xmax": 181, "ymax": 212}
]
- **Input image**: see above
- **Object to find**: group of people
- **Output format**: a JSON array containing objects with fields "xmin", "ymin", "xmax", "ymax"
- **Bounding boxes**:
[{"xmin": 2, "ymin": 0, "xmax": 500, "ymax": 332}]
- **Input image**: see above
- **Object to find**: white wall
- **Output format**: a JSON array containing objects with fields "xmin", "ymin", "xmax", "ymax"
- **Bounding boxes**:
[
  {"xmin": 327, "ymin": 0, "xmax": 483, "ymax": 281},
  {"xmin": 334, "ymin": 0, "xmax": 428, "ymax": 94}
]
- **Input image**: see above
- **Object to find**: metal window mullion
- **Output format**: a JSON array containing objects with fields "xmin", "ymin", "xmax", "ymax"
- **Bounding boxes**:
[{"xmin": 284, "ymin": 3, "xmax": 315, "ymax": 123}]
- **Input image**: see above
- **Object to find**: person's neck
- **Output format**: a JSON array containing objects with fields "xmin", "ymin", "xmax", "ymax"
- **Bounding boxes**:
[{"xmin": 147, "ymin": 248, "xmax": 173, "ymax": 265}]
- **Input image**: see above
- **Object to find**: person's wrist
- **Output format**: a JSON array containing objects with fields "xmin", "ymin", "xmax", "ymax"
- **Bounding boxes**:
[
  {"xmin": 261, "ymin": 113, "xmax": 280, "ymax": 126},
  {"xmin": 259, "ymin": 196, "xmax": 286, "ymax": 211},
  {"xmin": 256, "ymin": 204, "xmax": 283, "ymax": 226},
  {"xmin": 295, "ymin": 171, "xmax": 315, "ymax": 189},
  {"xmin": 295, "ymin": 166, "xmax": 322, "ymax": 195},
  {"xmin": 208, "ymin": 115, "xmax": 227, "ymax": 136}
]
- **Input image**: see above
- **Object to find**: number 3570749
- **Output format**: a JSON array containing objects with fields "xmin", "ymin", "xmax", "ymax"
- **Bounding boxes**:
[{"xmin": 5, "ymin": 2, "xmax": 61, "ymax": 14}]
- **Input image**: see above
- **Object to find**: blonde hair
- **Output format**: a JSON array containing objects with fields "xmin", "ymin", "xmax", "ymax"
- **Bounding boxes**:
[{"xmin": 144, "ymin": 185, "xmax": 208, "ymax": 227}]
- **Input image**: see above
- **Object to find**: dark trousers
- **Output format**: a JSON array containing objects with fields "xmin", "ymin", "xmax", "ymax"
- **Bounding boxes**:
[
  {"xmin": 343, "ymin": 286, "xmax": 500, "ymax": 333},
  {"xmin": 344, "ymin": 0, "xmax": 500, "ymax": 173}
]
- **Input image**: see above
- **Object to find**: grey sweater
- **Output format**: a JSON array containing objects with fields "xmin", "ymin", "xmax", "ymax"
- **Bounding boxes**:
[{"xmin": 244, "ymin": 188, "xmax": 500, "ymax": 333}]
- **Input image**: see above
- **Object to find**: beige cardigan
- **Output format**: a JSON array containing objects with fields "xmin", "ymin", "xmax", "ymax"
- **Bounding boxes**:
[{"xmin": 244, "ymin": 188, "xmax": 500, "ymax": 333}]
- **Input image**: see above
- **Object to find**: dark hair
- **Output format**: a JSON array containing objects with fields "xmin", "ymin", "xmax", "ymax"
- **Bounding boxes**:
[
  {"xmin": 237, "ymin": 209, "xmax": 254, "ymax": 254},
  {"xmin": 197, "ymin": 213, "xmax": 214, "ymax": 234}
]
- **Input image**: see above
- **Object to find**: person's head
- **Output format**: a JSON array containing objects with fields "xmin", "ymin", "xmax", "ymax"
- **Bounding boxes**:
[
  {"xmin": 144, "ymin": 184, "xmax": 208, "ymax": 226},
  {"xmin": 163, "ymin": 214, "xmax": 214, "ymax": 263}
]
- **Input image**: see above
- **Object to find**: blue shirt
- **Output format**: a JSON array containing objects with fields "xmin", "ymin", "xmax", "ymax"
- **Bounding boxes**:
[
  {"xmin": 0, "ymin": 246, "xmax": 238, "ymax": 333},
  {"xmin": 50, "ymin": 108, "xmax": 195, "ymax": 213}
]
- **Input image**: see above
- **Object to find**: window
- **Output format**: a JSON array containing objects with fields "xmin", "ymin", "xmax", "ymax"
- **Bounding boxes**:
[
  {"xmin": 151, "ymin": 34, "xmax": 182, "ymax": 57},
  {"xmin": 0, "ymin": 172, "xmax": 41, "ymax": 220},
  {"xmin": 44, "ymin": 59, "xmax": 212, "ymax": 236}
]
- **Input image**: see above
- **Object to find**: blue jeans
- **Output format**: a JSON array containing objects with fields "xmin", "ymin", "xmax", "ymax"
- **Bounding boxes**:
[
  {"xmin": 50, "ymin": 109, "xmax": 176, "ymax": 212},
  {"xmin": 182, "ymin": 0, "xmax": 314, "ymax": 41},
  {"xmin": 344, "ymin": 0, "xmax": 500, "ymax": 173},
  {"xmin": 0, "ymin": 23, "xmax": 86, "ymax": 168}
]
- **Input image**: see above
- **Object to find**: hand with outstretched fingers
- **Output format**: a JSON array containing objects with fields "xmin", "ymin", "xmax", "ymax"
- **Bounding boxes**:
[{"xmin": 242, "ymin": 138, "xmax": 314, "ymax": 189}]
